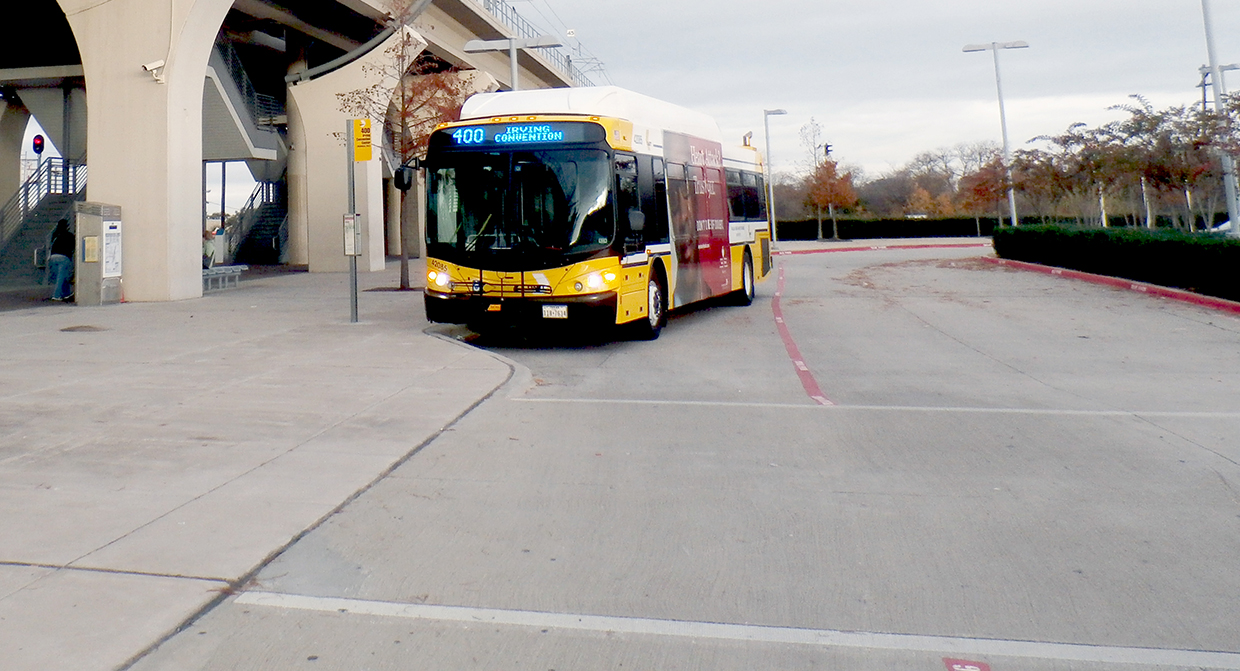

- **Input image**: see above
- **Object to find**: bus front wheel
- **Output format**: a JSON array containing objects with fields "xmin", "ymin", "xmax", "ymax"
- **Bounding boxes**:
[{"xmin": 635, "ymin": 275, "xmax": 666, "ymax": 340}]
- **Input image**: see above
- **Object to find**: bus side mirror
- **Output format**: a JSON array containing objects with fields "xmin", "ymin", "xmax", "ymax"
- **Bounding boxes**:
[
  {"xmin": 628, "ymin": 209, "xmax": 645, "ymax": 232},
  {"xmin": 395, "ymin": 165, "xmax": 416, "ymax": 192}
]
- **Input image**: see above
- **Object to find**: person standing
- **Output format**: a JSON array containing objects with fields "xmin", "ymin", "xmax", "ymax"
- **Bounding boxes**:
[
  {"xmin": 202, "ymin": 228, "xmax": 216, "ymax": 269},
  {"xmin": 47, "ymin": 218, "xmax": 74, "ymax": 302}
]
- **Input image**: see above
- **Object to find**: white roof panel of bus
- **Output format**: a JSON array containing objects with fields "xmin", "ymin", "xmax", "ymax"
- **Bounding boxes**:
[{"xmin": 459, "ymin": 86, "xmax": 723, "ymax": 144}]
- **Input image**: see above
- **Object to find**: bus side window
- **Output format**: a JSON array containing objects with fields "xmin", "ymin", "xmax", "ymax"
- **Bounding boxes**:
[
  {"xmin": 741, "ymin": 171, "xmax": 762, "ymax": 220},
  {"xmin": 754, "ymin": 172, "xmax": 769, "ymax": 221},
  {"xmin": 726, "ymin": 169, "xmax": 745, "ymax": 220},
  {"xmin": 648, "ymin": 158, "xmax": 670, "ymax": 245},
  {"xmin": 616, "ymin": 154, "xmax": 640, "ymax": 251}
]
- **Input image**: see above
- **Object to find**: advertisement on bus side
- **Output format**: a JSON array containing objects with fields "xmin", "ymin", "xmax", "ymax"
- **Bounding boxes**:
[{"xmin": 664, "ymin": 132, "xmax": 731, "ymax": 308}]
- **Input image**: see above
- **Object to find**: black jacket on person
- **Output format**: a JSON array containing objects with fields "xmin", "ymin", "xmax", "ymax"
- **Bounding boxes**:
[{"xmin": 49, "ymin": 224, "xmax": 74, "ymax": 258}]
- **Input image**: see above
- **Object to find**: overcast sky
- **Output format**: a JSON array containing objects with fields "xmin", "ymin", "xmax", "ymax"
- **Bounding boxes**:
[
  {"xmin": 524, "ymin": 0, "xmax": 1240, "ymax": 180},
  {"xmin": 25, "ymin": 0, "xmax": 1240, "ymax": 208}
]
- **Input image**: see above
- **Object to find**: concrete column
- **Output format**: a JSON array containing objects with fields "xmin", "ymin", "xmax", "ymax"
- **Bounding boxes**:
[
  {"xmin": 59, "ymin": 0, "xmax": 231, "ymax": 301},
  {"xmin": 358, "ymin": 151, "xmax": 385, "ymax": 272},
  {"xmin": 0, "ymin": 101, "xmax": 31, "ymax": 201},
  {"xmin": 286, "ymin": 26, "xmax": 427, "ymax": 273}
]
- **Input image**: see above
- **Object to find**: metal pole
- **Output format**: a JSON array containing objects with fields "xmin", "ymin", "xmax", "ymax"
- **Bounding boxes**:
[
  {"xmin": 991, "ymin": 45, "xmax": 1020, "ymax": 227},
  {"xmin": 347, "ymin": 121, "xmax": 358, "ymax": 323},
  {"xmin": 763, "ymin": 109, "xmax": 786, "ymax": 243},
  {"xmin": 509, "ymin": 39, "xmax": 519, "ymax": 92},
  {"xmin": 764, "ymin": 114, "xmax": 776, "ymax": 243},
  {"xmin": 1203, "ymin": 0, "xmax": 1240, "ymax": 236},
  {"xmin": 220, "ymin": 162, "xmax": 226, "ymax": 231}
]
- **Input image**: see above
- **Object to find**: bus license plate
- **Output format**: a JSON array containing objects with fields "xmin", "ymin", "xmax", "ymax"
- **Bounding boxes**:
[{"xmin": 542, "ymin": 304, "xmax": 568, "ymax": 319}]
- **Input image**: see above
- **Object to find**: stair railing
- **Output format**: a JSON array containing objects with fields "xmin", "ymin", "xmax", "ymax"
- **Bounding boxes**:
[
  {"xmin": 1, "ymin": 158, "xmax": 87, "ymax": 248},
  {"xmin": 214, "ymin": 40, "xmax": 284, "ymax": 129},
  {"xmin": 230, "ymin": 180, "xmax": 286, "ymax": 259}
]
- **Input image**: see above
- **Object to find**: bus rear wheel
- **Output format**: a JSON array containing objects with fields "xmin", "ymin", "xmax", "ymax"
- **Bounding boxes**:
[{"xmin": 732, "ymin": 251, "xmax": 755, "ymax": 306}]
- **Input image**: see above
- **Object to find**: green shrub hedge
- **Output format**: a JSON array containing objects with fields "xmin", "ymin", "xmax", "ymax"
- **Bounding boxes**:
[
  {"xmin": 775, "ymin": 218, "xmax": 999, "ymax": 241},
  {"xmin": 992, "ymin": 225, "xmax": 1240, "ymax": 302}
]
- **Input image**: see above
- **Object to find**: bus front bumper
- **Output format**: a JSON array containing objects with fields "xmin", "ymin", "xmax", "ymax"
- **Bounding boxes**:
[{"xmin": 424, "ymin": 290, "xmax": 619, "ymax": 328}]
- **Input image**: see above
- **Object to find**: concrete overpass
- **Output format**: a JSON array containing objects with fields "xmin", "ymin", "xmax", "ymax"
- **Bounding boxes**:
[{"xmin": 0, "ymin": 0, "xmax": 593, "ymax": 301}]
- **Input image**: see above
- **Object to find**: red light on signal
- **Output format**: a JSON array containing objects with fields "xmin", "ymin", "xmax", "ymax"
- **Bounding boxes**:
[{"xmin": 32, "ymin": 134, "xmax": 44, "ymax": 155}]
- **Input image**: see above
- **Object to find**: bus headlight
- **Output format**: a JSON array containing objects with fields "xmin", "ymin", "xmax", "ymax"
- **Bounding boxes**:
[
  {"xmin": 585, "ymin": 272, "xmax": 616, "ymax": 290},
  {"xmin": 428, "ymin": 271, "xmax": 451, "ymax": 288}
]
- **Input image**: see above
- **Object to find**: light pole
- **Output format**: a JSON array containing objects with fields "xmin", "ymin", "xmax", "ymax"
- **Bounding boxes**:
[
  {"xmin": 964, "ymin": 40, "xmax": 1028, "ymax": 228},
  {"xmin": 464, "ymin": 35, "xmax": 563, "ymax": 92},
  {"xmin": 1201, "ymin": 0, "xmax": 1240, "ymax": 237},
  {"xmin": 763, "ymin": 108, "xmax": 787, "ymax": 243}
]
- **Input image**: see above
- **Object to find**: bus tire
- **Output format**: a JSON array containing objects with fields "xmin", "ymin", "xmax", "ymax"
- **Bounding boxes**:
[
  {"xmin": 732, "ymin": 250, "xmax": 755, "ymax": 306},
  {"xmin": 634, "ymin": 274, "xmax": 666, "ymax": 340}
]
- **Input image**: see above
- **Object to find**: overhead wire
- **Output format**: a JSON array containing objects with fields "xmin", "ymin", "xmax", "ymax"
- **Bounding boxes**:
[{"xmin": 508, "ymin": 0, "xmax": 611, "ymax": 84}]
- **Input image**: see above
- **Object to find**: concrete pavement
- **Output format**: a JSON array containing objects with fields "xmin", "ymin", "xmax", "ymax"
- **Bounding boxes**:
[
  {"xmin": 0, "ymin": 263, "xmax": 511, "ymax": 671},
  {"xmin": 0, "ymin": 238, "xmax": 995, "ymax": 670}
]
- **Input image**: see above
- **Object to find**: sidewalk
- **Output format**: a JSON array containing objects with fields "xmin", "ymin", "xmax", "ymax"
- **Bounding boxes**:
[{"xmin": 0, "ymin": 263, "xmax": 512, "ymax": 671}]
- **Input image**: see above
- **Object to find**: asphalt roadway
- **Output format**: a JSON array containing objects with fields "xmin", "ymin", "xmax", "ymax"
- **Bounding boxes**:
[{"xmin": 3, "ymin": 239, "xmax": 1240, "ymax": 670}]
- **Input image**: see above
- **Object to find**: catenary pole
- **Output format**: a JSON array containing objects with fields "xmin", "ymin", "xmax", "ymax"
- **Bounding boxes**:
[{"xmin": 1202, "ymin": 0, "xmax": 1240, "ymax": 236}]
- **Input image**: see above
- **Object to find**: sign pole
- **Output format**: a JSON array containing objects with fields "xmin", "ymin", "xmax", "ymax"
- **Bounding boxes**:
[{"xmin": 347, "ymin": 120, "xmax": 359, "ymax": 323}]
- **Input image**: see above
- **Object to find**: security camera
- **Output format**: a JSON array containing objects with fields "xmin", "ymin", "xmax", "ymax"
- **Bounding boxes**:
[{"xmin": 142, "ymin": 60, "xmax": 165, "ymax": 72}]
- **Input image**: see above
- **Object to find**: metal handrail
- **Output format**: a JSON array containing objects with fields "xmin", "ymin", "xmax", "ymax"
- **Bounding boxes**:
[
  {"xmin": 215, "ymin": 40, "xmax": 284, "ymax": 128},
  {"xmin": 230, "ymin": 180, "xmax": 282, "ymax": 257},
  {"xmin": 1, "ymin": 158, "xmax": 87, "ymax": 249},
  {"xmin": 473, "ymin": 0, "xmax": 594, "ymax": 86}
]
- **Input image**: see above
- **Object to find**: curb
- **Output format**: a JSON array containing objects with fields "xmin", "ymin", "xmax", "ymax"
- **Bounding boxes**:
[{"xmin": 984, "ymin": 256, "xmax": 1240, "ymax": 316}]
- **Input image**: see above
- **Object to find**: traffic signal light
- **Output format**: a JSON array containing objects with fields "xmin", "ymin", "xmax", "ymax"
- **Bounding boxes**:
[{"xmin": 32, "ymin": 134, "xmax": 44, "ymax": 155}]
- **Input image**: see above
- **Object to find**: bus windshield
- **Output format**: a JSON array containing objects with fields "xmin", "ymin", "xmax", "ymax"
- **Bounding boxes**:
[{"xmin": 428, "ymin": 149, "xmax": 614, "ymax": 267}]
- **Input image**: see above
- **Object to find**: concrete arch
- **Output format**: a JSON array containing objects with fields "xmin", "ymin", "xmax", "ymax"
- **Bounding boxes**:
[{"xmin": 58, "ymin": 0, "xmax": 232, "ymax": 301}]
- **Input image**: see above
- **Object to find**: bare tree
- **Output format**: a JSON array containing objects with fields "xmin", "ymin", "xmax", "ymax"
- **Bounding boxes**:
[{"xmin": 337, "ymin": 2, "xmax": 472, "ymax": 289}]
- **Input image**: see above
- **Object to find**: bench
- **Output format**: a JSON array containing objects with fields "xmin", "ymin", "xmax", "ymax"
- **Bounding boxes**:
[{"xmin": 202, "ymin": 265, "xmax": 248, "ymax": 292}]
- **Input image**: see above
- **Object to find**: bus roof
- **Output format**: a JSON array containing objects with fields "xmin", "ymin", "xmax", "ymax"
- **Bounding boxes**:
[{"xmin": 459, "ymin": 86, "xmax": 722, "ymax": 144}]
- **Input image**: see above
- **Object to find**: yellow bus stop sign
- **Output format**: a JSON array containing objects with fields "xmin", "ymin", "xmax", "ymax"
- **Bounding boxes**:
[{"xmin": 353, "ymin": 118, "xmax": 372, "ymax": 162}]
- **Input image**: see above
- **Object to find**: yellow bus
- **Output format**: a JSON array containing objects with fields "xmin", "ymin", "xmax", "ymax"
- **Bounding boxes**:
[{"xmin": 422, "ymin": 86, "xmax": 772, "ymax": 339}]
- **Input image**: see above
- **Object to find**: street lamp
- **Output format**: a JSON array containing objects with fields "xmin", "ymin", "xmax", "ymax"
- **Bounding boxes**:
[
  {"xmin": 1201, "ymin": 0, "xmax": 1240, "ymax": 237},
  {"xmin": 464, "ymin": 35, "xmax": 563, "ymax": 92},
  {"xmin": 763, "ymin": 108, "xmax": 787, "ymax": 243},
  {"xmin": 964, "ymin": 40, "xmax": 1028, "ymax": 228}
]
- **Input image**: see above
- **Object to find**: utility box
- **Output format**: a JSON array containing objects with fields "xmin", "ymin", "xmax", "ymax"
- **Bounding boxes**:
[{"xmin": 75, "ymin": 202, "xmax": 123, "ymax": 306}]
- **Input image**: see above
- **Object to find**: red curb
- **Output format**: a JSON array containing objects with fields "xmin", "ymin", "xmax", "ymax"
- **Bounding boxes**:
[
  {"xmin": 775, "ymin": 243, "xmax": 991, "ymax": 256},
  {"xmin": 984, "ymin": 257, "xmax": 1240, "ymax": 316},
  {"xmin": 771, "ymin": 265, "xmax": 833, "ymax": 406}
]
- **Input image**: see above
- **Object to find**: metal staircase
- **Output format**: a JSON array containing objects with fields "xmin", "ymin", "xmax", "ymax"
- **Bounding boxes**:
[
  {"xmin": 232, "ymin": 179, "xmax": 288, "ymax": 265},
  {"xmin": 0, "ymin": 159, "xmax": 87, "ymax": 289}
]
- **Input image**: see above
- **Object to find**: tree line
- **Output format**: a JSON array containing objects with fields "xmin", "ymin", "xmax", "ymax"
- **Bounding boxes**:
[{"xmin": 778, "ymin": 95, "xmax": 1240, "ymax": 232}]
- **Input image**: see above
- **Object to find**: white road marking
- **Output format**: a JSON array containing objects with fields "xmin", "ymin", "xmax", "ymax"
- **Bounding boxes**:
[
  {"xmin": 235, "ymin": 591, "xmax": 1240, "ymax": 668},
  {"xmin": 509, "ymin": 397, "xmax": 1240, "ymax": 418}
]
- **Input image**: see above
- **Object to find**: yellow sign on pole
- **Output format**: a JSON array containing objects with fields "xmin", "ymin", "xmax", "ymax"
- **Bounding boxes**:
[{"xmin": 353, "ymin": 118, "xmax": 372, "ymax": 162}]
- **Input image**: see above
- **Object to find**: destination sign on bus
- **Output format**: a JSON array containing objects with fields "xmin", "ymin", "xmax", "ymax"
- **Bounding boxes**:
[{"xmin": 442, "ymin": 122, "xmax": 603, "ymax": 148}]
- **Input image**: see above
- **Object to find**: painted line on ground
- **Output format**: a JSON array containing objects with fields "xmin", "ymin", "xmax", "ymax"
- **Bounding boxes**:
[
  {"xmin": 509, "ymin": 397, "xmax": 1240, "ymax": 418},
  {"xmin": 772, "ymin": 265, "xmax": 834, "ymax": 406},
  {"xmin": 985, "ymin": 257, "xmax": 1240, "ymax": 316},
  {"xmin": 775, "ymin": 242, "xmax": 992, "ymax": 256},
  {"xmin": 235, "ymin": 591, "xmax": 1240, "ymax": 669}
]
